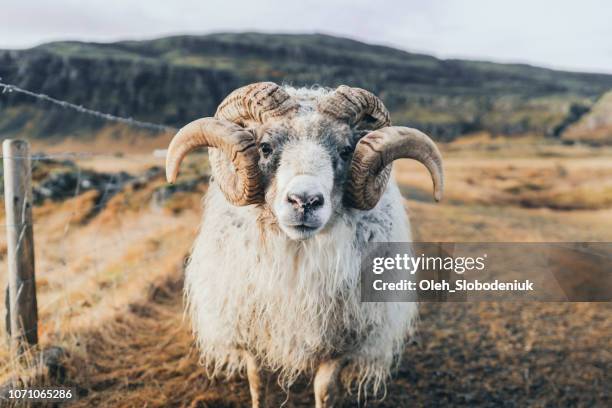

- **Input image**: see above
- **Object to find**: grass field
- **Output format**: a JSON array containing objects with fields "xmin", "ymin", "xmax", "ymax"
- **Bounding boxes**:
[{"xmin": 0, "ymin": 136, "xmax": 610, "ymax": 406}]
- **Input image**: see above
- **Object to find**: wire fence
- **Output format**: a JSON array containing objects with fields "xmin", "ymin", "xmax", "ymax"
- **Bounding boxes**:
[
  {"xmin": 0, "ymin": 80, "xmax": 197, "ymax": 355},
  {"xmin": 0, "ymin": 79, "xmax": 179, "ymax": 227},
  {"xmin": 0, "ymin": 81, "xmax": 177, "ymax": 133}
]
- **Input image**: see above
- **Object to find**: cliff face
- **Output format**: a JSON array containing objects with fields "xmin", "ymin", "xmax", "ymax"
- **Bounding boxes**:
[
  {"xmin": 0, "ymin": 49, "xmax": 241, "ymax": 137},
  {"xmin": 1, "ymin": 33, "xmax": 612, "ymax": 141}
]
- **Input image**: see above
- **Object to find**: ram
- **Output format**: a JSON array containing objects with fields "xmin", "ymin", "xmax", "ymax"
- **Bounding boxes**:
[{"xmin": 165, "ymin": 82, "xmax": 444, "ymax": 407}]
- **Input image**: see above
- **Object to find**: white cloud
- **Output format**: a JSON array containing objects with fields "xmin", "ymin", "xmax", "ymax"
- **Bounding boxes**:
[{"xmin": 1, "ymin": 0, "xmax": 611, "ymax": 73}]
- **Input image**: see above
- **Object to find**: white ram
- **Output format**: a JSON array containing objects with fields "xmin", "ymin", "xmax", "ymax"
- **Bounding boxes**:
[{"xmin": 165, "ymin": 82, "xmax": 444, "ymax": 407}]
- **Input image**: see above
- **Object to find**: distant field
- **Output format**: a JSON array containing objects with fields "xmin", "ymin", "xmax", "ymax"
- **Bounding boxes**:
[{"xmin": 0, "ymin": 139, "xmax": 610, "ymax": 406}]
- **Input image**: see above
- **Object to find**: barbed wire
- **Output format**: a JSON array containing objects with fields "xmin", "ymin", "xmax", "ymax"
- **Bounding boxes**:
[
  {"xmin": 0, "ymin": 151, "xmax": 170, "ymax": 160},
  {"xmin": 0, "ymin": 80, "xmax": 177, "ymax": 133},
  {"xmin": 0, "ymin": 78, "xmax": 194, "ymax": 363},
  {"xmin": 0, "ymin": 152, "xmax": 98, "ymax": 160}
]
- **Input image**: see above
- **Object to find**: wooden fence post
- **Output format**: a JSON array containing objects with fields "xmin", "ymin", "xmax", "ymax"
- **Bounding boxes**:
[{"xmin": 2, "ymin": 139, "xmax": 38, "ymax": 349}]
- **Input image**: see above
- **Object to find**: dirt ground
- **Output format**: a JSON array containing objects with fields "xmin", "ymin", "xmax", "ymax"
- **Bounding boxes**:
[
  {"xmin": 61, "ymin": 273, "xmax": 611, "ymax": 407},
  {"xmin": 1, "ymin": 139, "xmax": 611, "ymax": 407}
]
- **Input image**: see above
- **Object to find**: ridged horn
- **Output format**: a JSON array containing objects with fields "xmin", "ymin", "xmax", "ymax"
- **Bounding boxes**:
[
  {"xmin": 318, "ymin": 85, "xmax": 391, "ymax": 130},
  {"xmin": 215, "ymin": 82, "xmax": 298, "ymax": 124},
  {"xmin": 165, "ymin": 118, "xmax": 263, "ymax": 206},
  {"xmin": 345, "ymin": 127, "xmax": 444, "ymax": 210},
  {"xmin": 166, "ymin": 82, "xmax": 298, "ymax": 206}
]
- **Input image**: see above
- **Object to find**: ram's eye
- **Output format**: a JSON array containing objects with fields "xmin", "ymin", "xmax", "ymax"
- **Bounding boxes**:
[
  {"xmin": 339, "ymin": 146, "xmax": 353, "ymax": 161},
  {"xmin": 259, "ymin": 142, "xmax": 273, "ymax": 158}
]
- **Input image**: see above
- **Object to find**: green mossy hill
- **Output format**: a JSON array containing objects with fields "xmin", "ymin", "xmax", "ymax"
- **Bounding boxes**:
[{"xmin": 1, "ymin": 33, "xmax": 612, "ymax": 141}]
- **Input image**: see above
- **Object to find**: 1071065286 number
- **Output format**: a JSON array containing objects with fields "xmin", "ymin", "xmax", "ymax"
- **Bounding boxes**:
[{"xmin": 6, "ymin": 388, "xmax": 76, "ymax": 401}]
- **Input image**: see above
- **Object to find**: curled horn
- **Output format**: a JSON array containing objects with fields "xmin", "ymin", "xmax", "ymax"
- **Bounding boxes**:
[
  {"xmin": 165, "ymin": 118, "xmax": 263, "ymax": 206},
  {"xmin": 320, "ymin": 85, "xmax": 444, "ymax": 210},
  {"xmin": 345, "ymin": 127, "xmax": 444, "ymax": 210},
  {"xmin": 165, "ymin": 82, "xmax": 297, "ymax": 206},
  {"xmin": 215, "ymin": 82, "xmax": 298, "ymax": 124},
  {"xmin": 318, "ymin": 85, "xmax": 391, "ymax": 130}
]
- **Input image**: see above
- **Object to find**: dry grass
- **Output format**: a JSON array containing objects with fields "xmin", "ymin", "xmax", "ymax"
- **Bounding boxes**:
[
  {"xmin": 30, "ymin": 124, "xmax": 174, "ymax": 156},
  {"xmin": 0, "ymin": 140, "xmax": 610, "ymax": 406},
  {"xmin": 0, "ymin": 177, "xmax": 201, "ymax": 387},
  {"xmin": 396, "ymin": 138, "xmax": 612, "ymax": 211}
]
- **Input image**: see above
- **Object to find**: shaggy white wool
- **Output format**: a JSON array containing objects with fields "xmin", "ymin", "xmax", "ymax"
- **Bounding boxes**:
[
  {"xmin": 184, "ymin": 85, "xmax": 418, "ymax": 398},
  {"xmin": 284, "ymin": 85, "xmax": 332, "ymax": 111},
  {"xmin": 185, "ymin": 180, "xmax": 417, "ymax": 395}
]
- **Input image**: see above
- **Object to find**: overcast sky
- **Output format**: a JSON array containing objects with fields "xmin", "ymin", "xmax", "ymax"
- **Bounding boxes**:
[{"xmin": 2, "ymin": 0, "xmax": 611, "ymax": 74}]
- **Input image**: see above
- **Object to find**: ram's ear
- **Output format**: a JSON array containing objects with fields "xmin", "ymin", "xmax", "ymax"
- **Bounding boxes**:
[
  {"xmin": 351, "ymin": 129, "xmax": 370, "ymax": 143},
  {"xmin": 355, "ymin": 114, "xmax": 381, "ymax": 131}
]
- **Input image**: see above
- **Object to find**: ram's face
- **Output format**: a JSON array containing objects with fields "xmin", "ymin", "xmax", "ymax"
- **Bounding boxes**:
[
  {"xmin": 165, "ymin": 83, "xmax": 444, "ymax": 240},
  {"xmin": 255, "ymin": 115, "xmax": 354, "ymax": 240}
]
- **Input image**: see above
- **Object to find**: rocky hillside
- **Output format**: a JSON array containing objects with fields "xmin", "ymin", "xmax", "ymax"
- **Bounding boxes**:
[
  {"xmin": 562, "ymin": 91, "xmax": 612, "ymax": 144},
  {"xmin": 1, "ymin": 32, "xmax": 612, "ymax": 142}
]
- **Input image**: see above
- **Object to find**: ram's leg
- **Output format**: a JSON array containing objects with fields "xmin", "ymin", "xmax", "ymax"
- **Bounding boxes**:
[
  {"xmin": 245, "ymin": 352, "xmax": 269, "ymax": 408},
  {"xmin": 314, "ymin": 358, "xmax": 345, "ymax": 408}
]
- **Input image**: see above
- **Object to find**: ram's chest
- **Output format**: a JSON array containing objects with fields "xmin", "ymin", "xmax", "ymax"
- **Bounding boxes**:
[
  {"xmin": 186, "ymin": 185, "xmax": 407, "ymax": 353},
  {"xmin": 211, "ymin": 219, "xmax": 364, "ymax": 307},
  {"xmin": 189, "ymin": 214, "xmax": 363, "ymax": 322}
]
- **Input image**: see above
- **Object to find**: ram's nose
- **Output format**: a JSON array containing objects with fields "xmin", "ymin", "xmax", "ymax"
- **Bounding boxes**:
[
  {"xmin": 287, "ymin": 192, "xmax": 324, "ymax": 211},
  {"xmin": 275, "ymin": 173, "xmax": 332, "ymax": 240}
]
